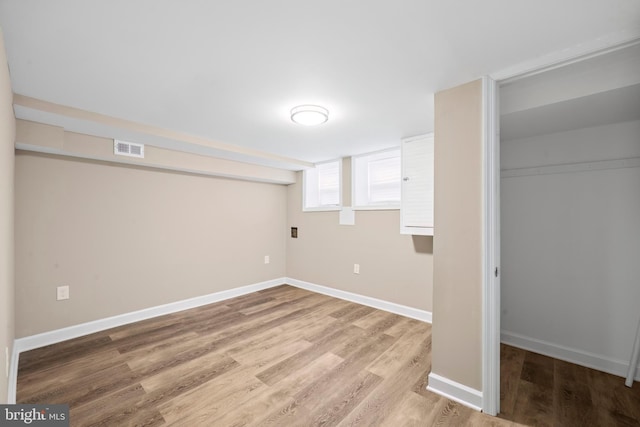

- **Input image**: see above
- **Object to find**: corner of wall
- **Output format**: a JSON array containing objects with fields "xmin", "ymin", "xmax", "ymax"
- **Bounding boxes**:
[
  {"xmin": 431, "ymin": 79, "xmax": 484, "ymax": 398},
  {"xmin": 0, "ymin": 27, "xmax": 16, "ymax": 404}
]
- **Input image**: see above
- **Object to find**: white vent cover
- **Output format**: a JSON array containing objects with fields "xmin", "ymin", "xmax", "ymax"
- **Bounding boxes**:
[{"xmin": 114, "ymin": 140, "xmax": 145, "ymax": 158}]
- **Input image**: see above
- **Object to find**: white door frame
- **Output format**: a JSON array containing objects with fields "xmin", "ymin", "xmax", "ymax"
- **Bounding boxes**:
[
  {"xmin": 482, "ymin": 76, "xmax": 500, "ymax": 416},
  {"xmin": 480, "ymin": 33, "xmax": 640, "ymax": 416}
]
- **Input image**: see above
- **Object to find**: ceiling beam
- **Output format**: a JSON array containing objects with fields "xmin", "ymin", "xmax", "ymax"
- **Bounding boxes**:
[{"xmin": 13, "ymin": 94, "xmax": 314, "ymax": 171}]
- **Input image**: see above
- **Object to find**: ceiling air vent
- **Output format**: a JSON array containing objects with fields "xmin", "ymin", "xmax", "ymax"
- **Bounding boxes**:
[{"xmin": 114, "ymin": 140, "xmax": 145, "ymax": 158}]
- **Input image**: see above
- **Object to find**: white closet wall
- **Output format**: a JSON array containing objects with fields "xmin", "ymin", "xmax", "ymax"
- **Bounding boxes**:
[{"xmin": 501, "ymin": 119, "xmax": 640, "ymax": 378}]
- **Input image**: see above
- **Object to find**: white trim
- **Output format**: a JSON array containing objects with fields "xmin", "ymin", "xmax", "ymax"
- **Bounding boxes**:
[
  {"xmin": 427, "ymin": 372, "xmax": 483, "ymax": 411},
  {"xmin": 491, "ymin": 32, "xmax": 640, "ymax": 83},
  {"xmin": 13, "ymin": 278, "xmax": 285, "ymax": 355},
  {"xmin": 481, "ymin": 76, "xmax": 500, "ymax": 416},
  {"xmin": 402, "ymin": 133, "xmax": 434, "ymax": 143},
  {"xmin": 399, "ymin": 226, "xmax": 434, "ymax": 236},
  {"xmin": 7, "ymin": 346, "xmax": 19, "ymax": 404},
  {"xmin": 501, "ymin": 330, "xmax": 640, "ymax": 382},
  {"xmin": 501, "ymin": 157, "xmax": 640, "ymax": 178},
  {"xmin": 285, "ymin": 278, "xmax": 432, "ymax": 323},
  {"xmin": 300, "ymin": 206, "xmax": 342, "ymax": 212},
  {"xmin": 302, "ymin": 158, "xmax": 343, "ymax": 212},
  {"xmin": 351, "ymin": 147, "xmax": 402, "ymax": 210},
  {"xmin": 352, "ymin": 206, "xmax": 400, "ymax": 211}
]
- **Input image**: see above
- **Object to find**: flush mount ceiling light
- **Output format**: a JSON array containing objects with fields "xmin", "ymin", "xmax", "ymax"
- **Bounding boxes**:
[{"xmin": 290, "ymin": 105, "xmax": 329, "ymax": 126}]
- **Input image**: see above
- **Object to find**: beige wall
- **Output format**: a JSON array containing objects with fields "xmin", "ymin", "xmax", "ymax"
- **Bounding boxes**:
[
  {"xmin": 431, "ymin": 79, "xmax": 484, "ymax": 391},
  {"xmin": 15, "ymin": 147, "xmax": 287, "ymax": 337},
  {"xmin": 0, "ymin": 29, "xmax": 15, "ymax": 403},
  {"xmin": 286, "ymin": 158, "xmax": 433, "ymax": 312}
]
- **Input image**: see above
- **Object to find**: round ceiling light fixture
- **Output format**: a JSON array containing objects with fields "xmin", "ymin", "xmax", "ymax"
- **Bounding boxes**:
[{"xmin": 290, "ymin": 104, "xmax": 329, "ymax": 126}]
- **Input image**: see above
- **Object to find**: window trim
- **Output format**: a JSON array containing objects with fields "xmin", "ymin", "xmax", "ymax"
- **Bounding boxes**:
[
  {"xmin": 302, "ymin": 159, "xmax": 343, "ymax": 212},
  {"xmin": 351, "ymin": 147, "xmax": 401, "ymax": 211}
]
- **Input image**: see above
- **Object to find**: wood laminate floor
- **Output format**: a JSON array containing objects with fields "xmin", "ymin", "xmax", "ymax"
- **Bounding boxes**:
[
  {"xmin": 499, "ymin": 344, "xmax": 640, "ymax": 426},
  {"xmin": 16, "ymin": 285, "xmax": 640, "ymax": 426}
]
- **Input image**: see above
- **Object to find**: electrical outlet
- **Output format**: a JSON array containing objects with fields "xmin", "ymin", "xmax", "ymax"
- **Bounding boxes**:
[
  {"xmin": 354, "ymin": 264, "xmax": 360, "ymax": 274},
  {"xmin": 57, "ymin": 285, "xmax": 70, "ymax": 301},
  {"xmin": 264, "ymin": 255, "xmax": 270, "ymax": 264}
]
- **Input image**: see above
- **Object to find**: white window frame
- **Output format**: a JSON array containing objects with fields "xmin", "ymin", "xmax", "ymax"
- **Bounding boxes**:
[
  {"xmin": 352, "ymin": 147, "xmax": 401, "ymax": 210},
  {"xmin": 302, "ymin": 159, "xmax": 342, "ymax": 212}
]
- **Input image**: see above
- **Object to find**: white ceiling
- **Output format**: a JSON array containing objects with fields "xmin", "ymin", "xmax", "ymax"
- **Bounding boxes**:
[
  {"xmin": 500, "ymin": 43, "xmax": 640, "ymax": 141},
  {"xmin": 501, "ymin": 83, "xmax": 640, "ymax": 141},
  {"xmin": 1, "ymin": 0, "xmax": 639, "ymax": 168}
]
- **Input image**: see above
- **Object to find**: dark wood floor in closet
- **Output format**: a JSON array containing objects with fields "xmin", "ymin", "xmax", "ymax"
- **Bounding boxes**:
[
  {"xmin": 17, "ymin": 285, "xmax": 640, "ymax": 426},
  {"xmin": 500, "ymin": 344, "xmax": 640, "ymax": 426}
]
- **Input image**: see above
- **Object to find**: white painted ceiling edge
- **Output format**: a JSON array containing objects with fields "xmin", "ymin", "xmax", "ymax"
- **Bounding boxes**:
[
  {"xmin": 0, "ymin": 2, "xmax": 640, "ymax": 170},
  {"xmin": 499, "ymin": 41, "xmax": 640, "ymax": 141},
  {"xmin": 14, "ymin": 32, "xmax": 640, "ymax": 171},
  {"xmin": 499, "ymin": 39, "xmax": 640, "ymax": 113},
  {"xmin": 490, "ymin": 28, "xmax": 640, "ymax": 83},
  {"xmin": 500, "ymin": 83, "xmax": 640, "ymax": 141}
]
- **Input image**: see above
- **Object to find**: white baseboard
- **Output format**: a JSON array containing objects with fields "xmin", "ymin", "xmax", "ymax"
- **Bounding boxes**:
[
  {"xmin": 501, "ymin": 330, "xmax": 640, "ymax": 382},
  {"xmin": 284, "ymin": 278, "xmax": 432, "ymax": 323},
  {"xmin": 14, "ymin": 278, "xmax": 286, "ymax": 355},
  {"xmin": 427, "ymin": 372, "xmax": 483, "ymax": 411},
  {"xmin": 8, "ymin": 277, "xmax": 287, "ymax": 402}
]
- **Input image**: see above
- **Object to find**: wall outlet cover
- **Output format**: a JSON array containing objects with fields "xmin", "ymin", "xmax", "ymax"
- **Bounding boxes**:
[{"xmin": 57, "ymin": 285, "xmax": 70, "ymax": 301}]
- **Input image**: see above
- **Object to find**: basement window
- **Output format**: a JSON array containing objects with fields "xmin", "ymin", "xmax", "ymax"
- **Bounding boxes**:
[
  {"xmin": 303, "ymin": 160, "xmax": 342, "ymax": 211},
  {"xmin": 352, "ymin": 148, "xmax": 401, "ymax": 209}
]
